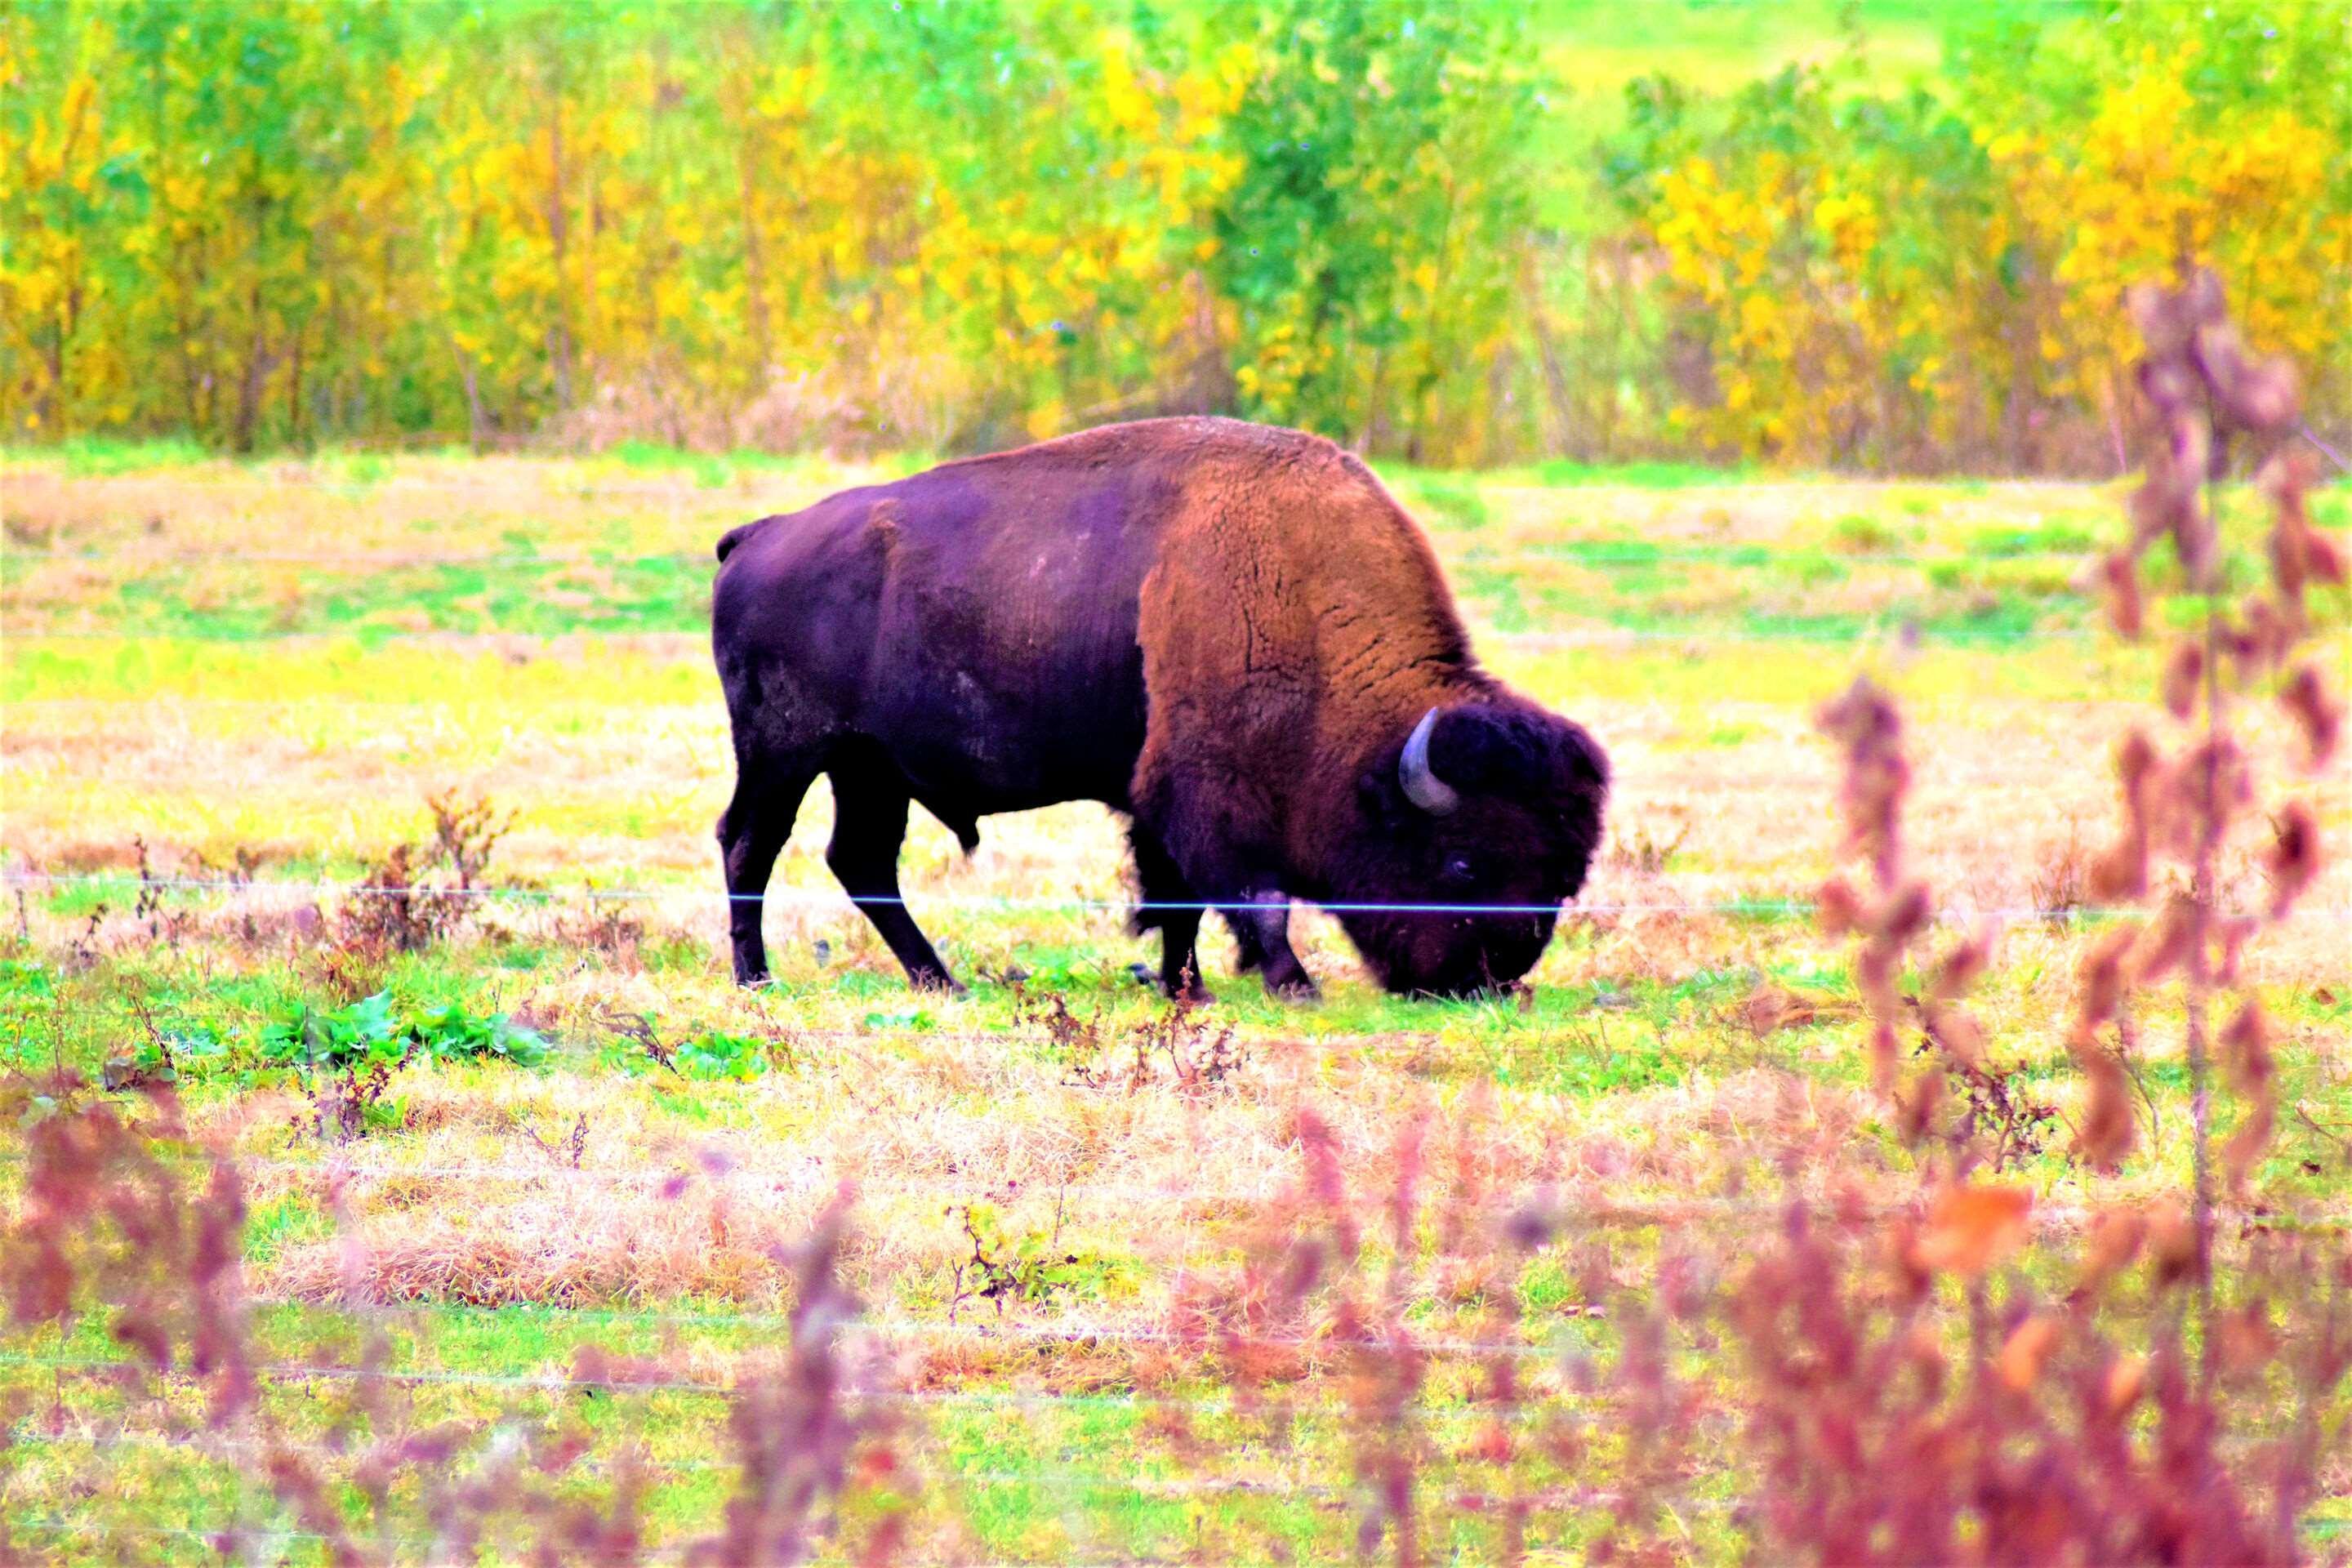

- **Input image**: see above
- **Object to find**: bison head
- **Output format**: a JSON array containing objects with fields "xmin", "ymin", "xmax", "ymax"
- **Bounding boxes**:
[{"xmin": 1335, "ymin": 699, "xmax": 1609, "ymax": 996}]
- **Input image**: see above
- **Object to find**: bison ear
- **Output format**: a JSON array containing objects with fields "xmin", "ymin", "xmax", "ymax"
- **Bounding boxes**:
[
  {"xmin": 1438, "ymin": 706, "xmax": 1609, "ymax": 804},
  {"xmin": 1420, "ymin": 705, "xmax": 1521, "ymax": 794},
  {"xmin": 1558, "ymin": 719, "xmax": 1610, "ymax": 796}
]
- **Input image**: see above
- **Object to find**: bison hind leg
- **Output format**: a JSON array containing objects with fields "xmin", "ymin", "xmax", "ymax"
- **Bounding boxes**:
[
  {"xmin": 825, "ymin": 748, "xmax": 964, "ymax": 995},
  {"xmin": 717, "ymin": 751, "xmax": 820, "ymax": 987}
]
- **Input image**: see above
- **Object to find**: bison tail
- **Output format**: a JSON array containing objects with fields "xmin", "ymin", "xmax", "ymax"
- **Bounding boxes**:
[{"xmin": 918, "ymin": 802, "xmax": 981, "ymax": 858}]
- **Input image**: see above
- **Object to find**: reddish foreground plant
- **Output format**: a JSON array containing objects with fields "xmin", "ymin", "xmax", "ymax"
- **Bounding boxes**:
[
  {"xmin": 1147, "ymin": 271, "xmax": 2350, "ymax": 1566},
  {"xmin": 0, "ymin": 1075, "xmax": 908, "ymax": 1566},
  {"xmin": 1704, "ymin": 269, "xmax": 2350, "ymax": 1565}
]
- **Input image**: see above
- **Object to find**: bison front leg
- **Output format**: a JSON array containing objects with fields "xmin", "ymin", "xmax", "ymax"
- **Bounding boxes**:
[
  {"xmin": 1129, "ymin": 826, "xmax": 1211, "ymax": 1004},
  {"xmin": 1134, "ymin": 769, "xmax": 1318, "ymax": 1003},
  {"xmin": 1227, "ymin": 893, "xmax": 1318, "ymax": 1000}
]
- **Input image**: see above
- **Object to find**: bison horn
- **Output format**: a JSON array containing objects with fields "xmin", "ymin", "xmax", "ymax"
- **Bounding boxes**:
[{"xmin": 1399, "ymin": 707, "xmax": 1460, "ymax": 816}]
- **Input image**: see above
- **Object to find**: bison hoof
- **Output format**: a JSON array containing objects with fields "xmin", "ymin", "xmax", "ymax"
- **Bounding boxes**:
[
  {"xmin": 911, "ymin": 970, "xmax": 968, "ymax": 998},
  {"xmin": 1264, "ymin": 971, "xmax": 1320, "ymax": 1002}
]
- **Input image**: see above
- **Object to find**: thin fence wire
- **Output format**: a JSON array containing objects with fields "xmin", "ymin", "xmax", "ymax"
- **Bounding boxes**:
[
  {"xmin": 0, "ymin": 621, "xmax": 2132, "ymax": 646},
  {"xmin": 3, "ymin": 539, "xmax": 2119, "ymax": 570},
  {"xmin": 5, "ymin": 868, "xmax": 2263, "ymax": 924},
  {"xmin": 0, "ymin": 693, "xmax": 2182, "ymax": 712},
  {"xmin": 2, "ymin": 1512, "xmax": 1286, "ymax": 1568},
  {"xmin": 6, "ymin": 1426, "xmax": 1380, "ymax": 1505},
  {"xmin": 4, "ymin": 1347, "xmax": 1576, "ymax": 1401},
  {"xmin": 0, "ymin": 1143, "xmax": 2329, "ymax": 1246}
]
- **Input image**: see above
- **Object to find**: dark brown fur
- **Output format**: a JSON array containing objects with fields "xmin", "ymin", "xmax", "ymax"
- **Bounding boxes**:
[{"xmin": 711, "ymin": 417, "xmax": 1607, "ymax": 998}]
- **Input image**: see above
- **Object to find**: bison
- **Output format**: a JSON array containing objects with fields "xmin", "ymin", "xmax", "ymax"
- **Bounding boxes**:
[{"xmin": 711, "ymin": 417, "xmax": 1607, "ymax": 1000}]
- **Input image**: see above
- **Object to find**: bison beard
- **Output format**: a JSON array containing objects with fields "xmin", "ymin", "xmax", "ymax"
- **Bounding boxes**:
[{"xmin": 710, "ymin": 417, "xmax": 1608, "ymax": 1000}]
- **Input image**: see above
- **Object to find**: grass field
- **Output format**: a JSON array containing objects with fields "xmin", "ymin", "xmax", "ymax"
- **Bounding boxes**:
[
  {"xmin": 1526, "ymin": 0, "xmax": 1953, "ymax": 92},
  {"xmin": 2, "ymin": 444, "xmax": 2348, "ymax": 1561}
]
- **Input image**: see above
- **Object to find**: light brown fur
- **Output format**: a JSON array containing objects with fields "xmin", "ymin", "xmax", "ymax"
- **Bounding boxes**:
[{"xmin": 1126, "ymin": 421, "xmax": 1496, "ymax": 880}]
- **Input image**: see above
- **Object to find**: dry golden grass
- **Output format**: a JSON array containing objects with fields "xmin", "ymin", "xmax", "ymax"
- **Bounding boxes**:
[{"xmin": 4, "ymin": 455, "xmax": 2345, "ymax": 1325}]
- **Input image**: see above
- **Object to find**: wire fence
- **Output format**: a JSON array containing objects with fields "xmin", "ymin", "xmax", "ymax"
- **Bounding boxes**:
[
  {"xmin": 0, "ymin": 621, "xmax": 2140, "ymax": 647},
  {"xmin": 0, "ymin": 1135, "xmax": 2332, "ymax": 1232},
  {"xmin": 8, "ymin": 868, "xmax": 2277, "ymax": 926},
  {"xmin": 4, "ymin": 538, "xmax": 2123, "ymax": 570},
  {"xmin": 0, "ymin": 693, "xmax": 2180, "ymax": 715},
  {"xmin": 5, "ymin": 1348, "xmax": 1600, "ymax": 1408},
  {"xmin": 5, "ymin": 1423, "xmax": 1407, "ymax": 1505}
]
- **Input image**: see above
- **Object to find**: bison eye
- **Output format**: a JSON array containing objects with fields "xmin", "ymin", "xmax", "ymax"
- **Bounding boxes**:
[{"xmin": 1442, "ymin": 857, "xmax": 1475, "ymax": 885}]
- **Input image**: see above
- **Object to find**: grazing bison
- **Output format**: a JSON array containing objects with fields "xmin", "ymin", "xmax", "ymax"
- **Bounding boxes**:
[{"xmin": 711, "ymin": 417, "xmax": 1607, "ymax": 999}]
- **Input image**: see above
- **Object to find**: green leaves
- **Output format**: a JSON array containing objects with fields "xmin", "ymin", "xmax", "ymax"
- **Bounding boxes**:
[
  {"xmin": 408, "ymin": 1004, "xmax": 550, "ymax": 1069},
  {"xmin": 2, "ymin": 0, "xmax": 1544, "ymax": 464},
  {"xmin": 1212, "ymin": 3, "xmax": 1540, "ymax": 443},
  {"xmin": 261, "ymin": 991, "xmax": 403, "ymax": 1071},
  {"xmin": 259, "ymin": 992, "xmax": 547, "ymax": 1074},
  {"xmin": 8, "ymin": 2, "xmax": 2341, "ymax": 467},
  {"xmin": 671, "ymin": 1030, "xmax": 770, "ymax": 1083}
]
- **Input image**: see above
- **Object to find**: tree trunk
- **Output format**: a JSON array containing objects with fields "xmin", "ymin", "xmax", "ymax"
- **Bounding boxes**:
[
  {"xmin": 449, "ymin": 336, "xmax": 488, "ymax": 452},
  {"xmin": 232, "ymin": 276, "xmax": 274, "ymax": 455},
  {"xmin": 1522, "ymin": 247, "xmax": 1577, "ymax": 459},
  {"xmin": 546, "ymin": 65, "xmax": 576, "ymax": 410}
]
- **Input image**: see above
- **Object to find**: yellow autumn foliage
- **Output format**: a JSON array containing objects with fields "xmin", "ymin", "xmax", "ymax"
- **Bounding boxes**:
[
  {"xmin": 1627, "ymin": 8, "xmax": 2348, "ymax": 469},
  {"xmin": 2, "ymin": 1, "xmax": 2343, "ymax": 470}
]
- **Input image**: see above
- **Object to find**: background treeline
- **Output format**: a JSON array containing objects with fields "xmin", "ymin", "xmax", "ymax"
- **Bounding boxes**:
[{"xmin": 3, "ymin": 0, "xmax": 2345, "ymax": 470}]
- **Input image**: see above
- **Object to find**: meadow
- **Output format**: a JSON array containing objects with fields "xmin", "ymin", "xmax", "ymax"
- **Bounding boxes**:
[{"xmin": 2, "ymin": 439, "xmax": 2347, "ymax": 1561}]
